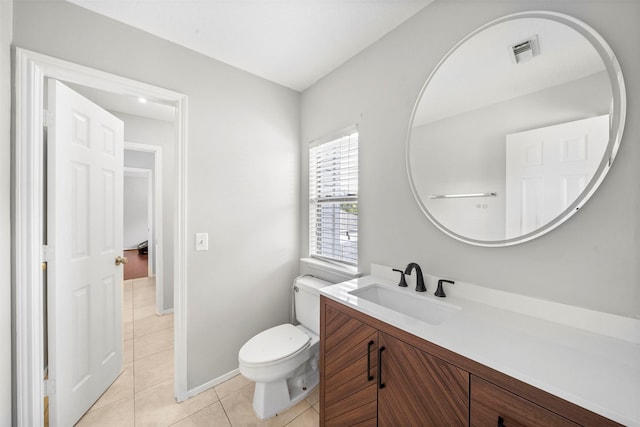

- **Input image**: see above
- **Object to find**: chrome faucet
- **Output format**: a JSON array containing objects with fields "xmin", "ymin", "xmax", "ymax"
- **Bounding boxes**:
[{"xmin": 404, "ymin": 262, "xmax": 426, "ymax": 292}]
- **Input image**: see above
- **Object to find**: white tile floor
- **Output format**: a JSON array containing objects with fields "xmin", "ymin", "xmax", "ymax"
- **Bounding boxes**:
[{"xmin": 74, "ymin": 277, "xmax": 319, "ymax": 426}]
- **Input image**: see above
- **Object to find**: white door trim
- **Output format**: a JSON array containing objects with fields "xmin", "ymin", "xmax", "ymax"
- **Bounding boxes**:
[
  {"xmin": 124, "ymin": 142, "xmax": 168, "ymax": 315},
  {"xmin": 14, "ymin": 47, "xmax": 189, "ymax": 427}
]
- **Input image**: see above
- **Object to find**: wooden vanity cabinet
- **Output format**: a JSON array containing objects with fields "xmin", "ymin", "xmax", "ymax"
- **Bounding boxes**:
[
  {"xmin": 320, "ymin": 296, "xmax": 622, "ymax": 427},
  {"xmin": 322, "ymin": 304, "xmax": 378, "ymax": 426},
  {"xmin": 377, "ymin": 332, "xmax": 468, "ymax": 426},
  {"xmin": 320, "ymin": 297, "xmax": 468, "ymax": 426},
  {"xmin": 470, "ymin": 376, "xmax": 579, "ymax": 427}
]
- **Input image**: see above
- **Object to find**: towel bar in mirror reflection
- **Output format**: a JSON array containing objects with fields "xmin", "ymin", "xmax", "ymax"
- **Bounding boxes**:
[{"xmin": 429, "ymin": 192, "xmax": 497, "ymax": 200}]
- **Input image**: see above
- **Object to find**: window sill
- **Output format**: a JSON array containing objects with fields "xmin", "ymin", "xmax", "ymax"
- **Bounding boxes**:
[{"xmin": 300, "ymin": 257, "xmax": 361, "ymax": 281}]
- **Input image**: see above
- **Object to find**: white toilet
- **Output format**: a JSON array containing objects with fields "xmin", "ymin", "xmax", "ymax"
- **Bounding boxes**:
[{"xmin": 238, "ymin": 275, "xmax": 330, "ymax": 420}]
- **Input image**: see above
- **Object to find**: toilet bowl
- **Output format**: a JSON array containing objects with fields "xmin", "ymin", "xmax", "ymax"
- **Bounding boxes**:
[{"xmin": 238, "ymin": 276, "xmax": 330, "ymax": 420}]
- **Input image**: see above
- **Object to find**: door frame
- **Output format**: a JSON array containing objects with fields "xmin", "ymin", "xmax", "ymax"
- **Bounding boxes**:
[
  {"xmin": 14, "ymin": 48, "xmax": 189, "ymax": 426},
  {"xmin": 124, "ymin": 142, "xmax": 168, "ymax": 314}
]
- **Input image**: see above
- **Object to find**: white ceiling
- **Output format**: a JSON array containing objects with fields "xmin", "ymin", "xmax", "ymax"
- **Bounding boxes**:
[
  {"xmin": 66, "ymin": 0, "xmax": 433, "ymax": 92},
  {"xmin": 66, "ymin": 82, "xmax": 177, "ymax": 122}
]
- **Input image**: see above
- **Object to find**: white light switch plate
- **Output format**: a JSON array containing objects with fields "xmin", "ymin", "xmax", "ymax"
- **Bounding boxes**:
[{"xmin": 195, "ymin": 232, "xmax": 209, "ymax": 251}]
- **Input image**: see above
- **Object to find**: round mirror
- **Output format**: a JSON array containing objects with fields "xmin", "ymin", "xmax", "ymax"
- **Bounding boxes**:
[{"xmin": 407, "ymin": 11, "xmax": 626, "ymax": 246}]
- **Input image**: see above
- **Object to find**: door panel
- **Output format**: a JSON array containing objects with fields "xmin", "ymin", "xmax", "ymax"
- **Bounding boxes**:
[
  {"xmin": 323, "ymin": 305, "xmax": 378, "ymax": 426},
  {"xmin": 505, "ymin": 115, "xmax": 609, "ymax": 238},
  {"xmin": 378, "ymin": 332, "xmax": 469, "ymax": 426},
  {"xmin": 48, "ymin": 80, "xmax": 124, "ymax": 426}
]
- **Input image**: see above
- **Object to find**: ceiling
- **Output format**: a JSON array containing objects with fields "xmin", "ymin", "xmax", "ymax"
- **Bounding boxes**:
[
  {"xmin": 66, "ymin": 82, "xmax": 177, "ymax": 122},
  {"xmin": 66, "ymin": 0, "xmax": 433, "ymax": 92}
]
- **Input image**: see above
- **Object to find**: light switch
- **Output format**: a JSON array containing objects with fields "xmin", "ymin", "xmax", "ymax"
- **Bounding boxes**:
[{"xmin": 195, "ymin": 232, "xmax": 209, "ymax": 251}]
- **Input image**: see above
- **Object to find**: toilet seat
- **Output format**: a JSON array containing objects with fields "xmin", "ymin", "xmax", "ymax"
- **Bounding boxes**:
[{"xmin": 239, "ymin": 324, "xmax": 310, "ymax": 367}]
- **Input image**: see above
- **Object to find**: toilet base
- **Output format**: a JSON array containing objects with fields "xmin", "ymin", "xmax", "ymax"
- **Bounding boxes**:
[{"xmin": 252, "ymin": 363, "xmax": 319, "ymax": 420}]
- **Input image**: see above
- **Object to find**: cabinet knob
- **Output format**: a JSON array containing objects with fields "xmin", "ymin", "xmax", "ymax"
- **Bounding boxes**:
[{"xmin": 498, "ymin": 416, "xmax": 505, "ymax": 427}]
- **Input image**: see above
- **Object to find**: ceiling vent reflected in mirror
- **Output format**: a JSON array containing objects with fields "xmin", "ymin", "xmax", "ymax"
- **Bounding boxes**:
[{"xmin": 511, "ymin": 35, "xmax": 539, "ymax": 63}]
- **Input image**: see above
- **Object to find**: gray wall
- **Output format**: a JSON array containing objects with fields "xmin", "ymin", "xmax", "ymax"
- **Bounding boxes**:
[
  {"xmin": 125, "ymin": 149, "xmax": 155, "ymax": 169},
  {"xmin": 14, "ymin": 0, "xmax": 301, "ymax": 390},
  {"xmin": 119, "ymin": 113, "xmax": 175, "ymax": 310},
  {"xmin": 301, "ymin": 0, "xmax": 640, "ymax": 317},
  {"xmin": 1, "ymin": 0, "xmax": 12, "ymax": 424}
]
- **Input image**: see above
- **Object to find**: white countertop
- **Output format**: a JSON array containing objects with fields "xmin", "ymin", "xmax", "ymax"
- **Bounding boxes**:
[{"xmin": 319, "ymin": 271, "xmax": 640, "ymax": 426}]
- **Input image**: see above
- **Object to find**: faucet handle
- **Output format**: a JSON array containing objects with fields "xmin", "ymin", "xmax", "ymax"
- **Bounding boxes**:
[
  {"xmin": 392, "ymin": 268, "xmax": 408, "ymax": 287},
  {"xmin": 435, "ymin": 279, "xmax": 454, "ymax": 298}
]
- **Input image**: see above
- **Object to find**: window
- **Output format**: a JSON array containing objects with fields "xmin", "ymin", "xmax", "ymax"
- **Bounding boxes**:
[{"xmin": 309, "ymin": 130, "xmax": 358, "ymax": 265}]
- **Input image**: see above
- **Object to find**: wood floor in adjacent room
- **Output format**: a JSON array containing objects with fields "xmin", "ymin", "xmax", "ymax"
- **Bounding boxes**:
[{"xmin": 123, "ymin": 249, "xmax": 149, "ymax": 281}]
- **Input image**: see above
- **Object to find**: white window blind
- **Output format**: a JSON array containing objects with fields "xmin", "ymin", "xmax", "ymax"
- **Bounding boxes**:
[{"xmin": 309, "ymin": 131, "xmax": 358, "ymax": 265}]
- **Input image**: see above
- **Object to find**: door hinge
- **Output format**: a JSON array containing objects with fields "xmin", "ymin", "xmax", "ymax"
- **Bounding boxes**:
[
  {"xmin": 41, "ymin": 245, "xmax": 53, "ymax": 263},
  {"xmin": 44, "ymin": 379, "xmax": 55, "ymax": 397},
  {"xmin": 43, "ymin": 109, "xmax": 54, "ymax": 128}
]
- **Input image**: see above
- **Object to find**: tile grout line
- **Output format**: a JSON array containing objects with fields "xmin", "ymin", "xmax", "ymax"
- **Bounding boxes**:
[
  {"xmin": 130, "ymin": 276, "xmax": 177, "ymax": 425},
  {"xmin": 131, "ymin": 279, "xmax": 138, "ymax": 426},
  {"xmin": 130, "ymin": 280, "xmax": 136, "ymax": 427},
  {"xmin": 214, "ymin": 388, "xmax": 235, "ymax": 427}
]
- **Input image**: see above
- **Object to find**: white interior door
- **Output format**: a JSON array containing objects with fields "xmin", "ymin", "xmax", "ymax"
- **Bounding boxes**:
[
  {"xmin": 47, "ymin": 79, "xmax": 125, "ymax": 426},
  {"xmin": 505, "ymin": 115, "xmax": 609, "ymax": 239}
]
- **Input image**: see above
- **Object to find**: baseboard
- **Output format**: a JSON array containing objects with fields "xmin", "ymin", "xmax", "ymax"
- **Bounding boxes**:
[
  {"xmin": 158, "ymin": 307, "xmax": 174, "ymax": 315},
  {"xmin": 187, "ymin": 368, "xmax": 241, "ymax": 399}
]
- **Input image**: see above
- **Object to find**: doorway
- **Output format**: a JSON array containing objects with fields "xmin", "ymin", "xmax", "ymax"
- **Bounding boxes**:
[
  {"xmin": 123, "ymin": 167, "xmax": 152, "ymax": 280},
  {"xmin": 123, "ymin": 142, "xmax": 168, "ymax": 315},
  {"xmin": 15, "ymin": 48, "xmax": 189, "ymax": 426}
]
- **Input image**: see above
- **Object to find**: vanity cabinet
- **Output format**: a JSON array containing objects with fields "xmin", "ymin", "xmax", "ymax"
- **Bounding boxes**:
[
  {"xmin": 377, "ymin": 332, "xmax": 468, "ymax": 426},
  {"xmin": 322, "ymin": 304, "xmax": 377, "ymax": 426},
  {"xmin": 321, "ymin": 299, "xmax": 468, "ymax": 426},
  {"xmin": 470, "ymin": 376, "xmax": 578, "ymax": 427},
  {"xmin": 320, "ymin": 296, "xmax": 622, "ymax": 427}
]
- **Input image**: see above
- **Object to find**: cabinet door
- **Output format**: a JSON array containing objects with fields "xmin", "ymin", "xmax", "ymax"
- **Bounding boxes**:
[
  {"xmin": 471, "ymin": 376, "xmax": 579, "ymax": 427},
  {"xmin": 378, "ymin": 332, "xmax": 469, "ymax": 426},
  {"xmin": 323, "ymin": 304, "xmax": 378, "ymax": 426}
]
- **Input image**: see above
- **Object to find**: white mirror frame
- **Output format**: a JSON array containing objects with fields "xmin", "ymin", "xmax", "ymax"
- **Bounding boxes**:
[{"xmin": 406, "ymin": 11, "xmax": 626, "ymax": 247}]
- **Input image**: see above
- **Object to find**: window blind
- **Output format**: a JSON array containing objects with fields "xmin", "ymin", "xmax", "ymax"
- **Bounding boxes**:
[{"xmin": 309, "ymin": 131, "xmax": 358, "ymax": 265}]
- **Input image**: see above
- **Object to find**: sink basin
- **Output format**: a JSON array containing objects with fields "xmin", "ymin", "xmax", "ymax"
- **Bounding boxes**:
[{"xmin": 349, "ymin": 284, "xmax": 460, "ymax": 325}]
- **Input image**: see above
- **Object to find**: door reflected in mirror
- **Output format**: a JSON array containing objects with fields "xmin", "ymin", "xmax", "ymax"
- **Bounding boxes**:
[{"xmin": 407, "ymin": 11, "xmax": 625, "ymax": 246}]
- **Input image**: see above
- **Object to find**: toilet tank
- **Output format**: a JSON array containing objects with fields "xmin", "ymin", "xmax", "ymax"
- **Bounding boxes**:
[{"xmin": 294, "ymin": 276, "xmax": 332, "ymax": 335}]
